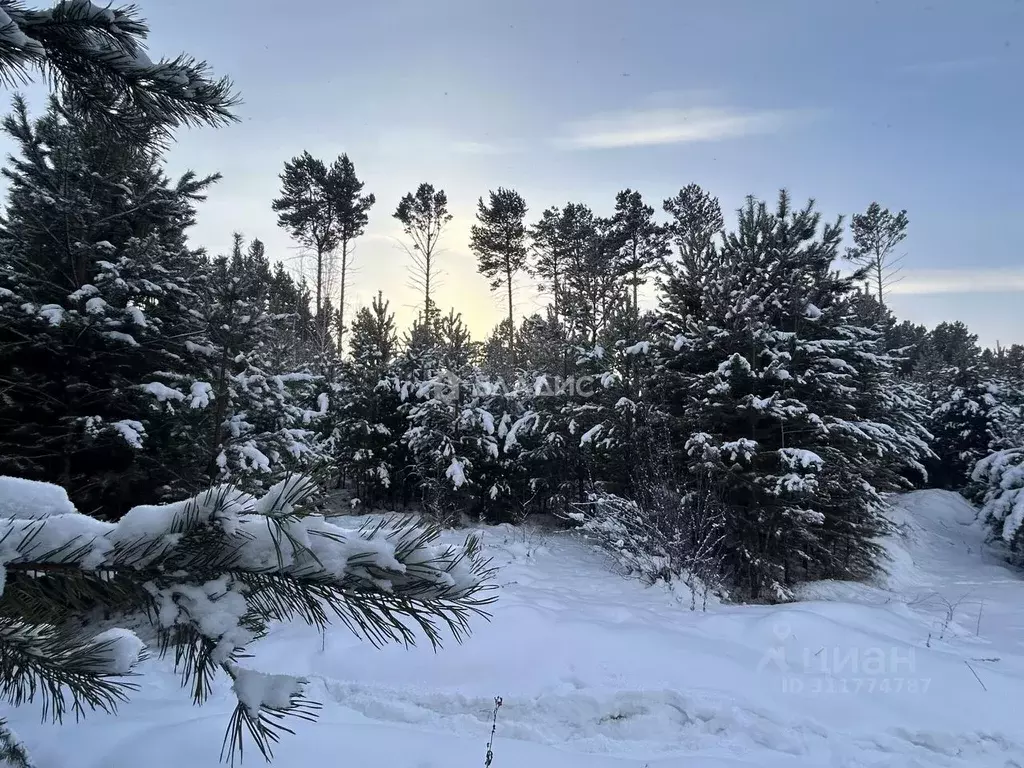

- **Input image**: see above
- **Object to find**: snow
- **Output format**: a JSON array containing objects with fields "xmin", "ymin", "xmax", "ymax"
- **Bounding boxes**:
[
  {"xmin": 579, "ymin": 424, "xmax": 603, "ymax": 445},
  {"xmin": 0, "ymin": 8, "xmax": 44, "ymax": 55},
  {"xmin": 779, "ymin": 448, "xmax": 824, "ymax": 470},
  {"xmin": 0, "ymin": 476, "xmax": 76, "ymax": 519},
  {"xmin": 189, "ymin": 381, "xmax": 213, "ymax": 408},
  {"xmin": 6, "ymin": 490, "xmax": 1024, "ymax": 767},
  {"xmin": 37, "ymin": 304, "xmax": 65, "ymax": 325},
  {"xmin": 232, "ymin": 668, "xmax": 305, "ymax": 716},
  {"xmin": 445, "ymin": 457, "xmax": 467, "ymax": 488},
  {"xmin": 88, "ymin": 628, "xmax": 145, "ymax": 675},
  {"xmin": 142, "ymin": 382, "xmax": 185, "ymax": 403},
  {"xmin": 125, "ymin": 305, "xmax": 147, "ymax": 327},
  {"xmin": 112, "ymin": 419, "xmax": 145, "ymax": 448},
  {"xmin": 85, "ymin": 297, "xmax": 108, "ymax": 314},
  {"xmin": 103, "ymin": 330, "xmax": 138, "ymax": 346}
]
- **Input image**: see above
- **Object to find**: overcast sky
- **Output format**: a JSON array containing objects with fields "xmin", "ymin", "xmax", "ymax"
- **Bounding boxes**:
[{"xmin": 8, "ymin": 0, "xmax": 1024, "ymax": 346}]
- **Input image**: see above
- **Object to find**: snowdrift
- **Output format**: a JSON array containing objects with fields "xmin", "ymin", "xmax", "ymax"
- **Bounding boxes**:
[{"xmin": 7, "ymin": 490, "xmax": 1024, "ymax": 767}]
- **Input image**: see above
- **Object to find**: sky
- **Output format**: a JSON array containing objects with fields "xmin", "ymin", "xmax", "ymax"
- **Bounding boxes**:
[{"xmin": 7, "ymin": 0, "xmax": 1024, "ymax": 347}]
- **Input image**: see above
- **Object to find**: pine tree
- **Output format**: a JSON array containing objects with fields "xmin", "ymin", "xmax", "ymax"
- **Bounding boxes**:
[
  {"xmin": 394, "ymin": 183, "xmax": 452, "ymax": 328},
  {"xmin": 609, "ymin": 189, "xmax": 669, "ymax": 312},
  {"xmin": 516, "ymin": 310, "xmax": 567, "ymax": 377},
  {"xmin": 272, "ymin": 152, "xmax": 340, "ymax": 350},
  {"xmin": 330, "ymin": 155, "xmax": 375, "ymax": 353},
  {"xmin": 470, "ymin": 188, "xmax": 528, "ymax": 367},
  {"xmin": 0, "ymin": 0, "xmax": 238, "ymax": 134},
  {"xmin": 557, "ymin": 204, "xmax": 623, "ymax": 345},
  {"xmin": 332, "ymin": 292, "xmax": 403, "ymax": 505},
  {"xmin": 928, "ymin": 366, "xmax": 1016, "ymax": 490},
  {"xmin": 175, "ymin": 238, "xmax": 329, "ymax": 494},
  {"xmin": 528, "ymin": 207, "xmax": 565, "ymax": 322},
  {"xmin": 660, "ymin": 183, "xmax": 723, "ymax": 333},
  {"xmin": 662, "ymin": 191, "xmax": 929, "ymax": 600},
  {"xmin": 846, "ymin": 202, "xmax": 909, "ymax": 309},
  {"xmin": 0, "ymin": 96, "xmax": 218, "ymax": 516}
]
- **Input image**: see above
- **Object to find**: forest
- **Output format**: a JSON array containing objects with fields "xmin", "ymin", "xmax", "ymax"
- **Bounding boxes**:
[{"xmin": 0, "ymin": 2, "xmax": 1022, "ymax": 766}]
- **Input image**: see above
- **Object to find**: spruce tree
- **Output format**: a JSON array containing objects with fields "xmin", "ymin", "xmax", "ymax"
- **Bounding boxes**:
[{"xmin": 470, "ymin": 188, "xmax": 528, "ymax": 367}]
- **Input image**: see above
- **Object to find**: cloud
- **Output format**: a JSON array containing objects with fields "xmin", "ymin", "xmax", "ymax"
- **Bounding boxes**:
[
  {"xmin": 556, "ymin": 106, "xmax": 814, "ymax": 150},
  {"xmin": 887, "ymin": 268, "xmax": 1024, "ymax": 295}
]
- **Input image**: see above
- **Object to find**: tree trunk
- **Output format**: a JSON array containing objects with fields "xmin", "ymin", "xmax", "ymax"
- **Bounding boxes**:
[
  {"xmin": 424, "ymin": 251, "xmax": 432, "ymax": 325},
  {"xmin": 506, "ymin": 271, "xmax": 515, "ymax": 368},
  {"xmin": 875, "ymin": 253, "xmax": 885, "ymax": 308},
  {"xmin": 338, "ymin": 240, "xmax": 348, "ymax": 355},
  {"xmin": 315, "ymin": 245, "xmax": 325, "ymax": 350}
]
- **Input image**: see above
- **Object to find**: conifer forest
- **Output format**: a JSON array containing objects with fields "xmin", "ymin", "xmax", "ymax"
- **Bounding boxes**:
[{"xmin": 0, "ymin": 3, "xmax": 1021, "ymax": 767}]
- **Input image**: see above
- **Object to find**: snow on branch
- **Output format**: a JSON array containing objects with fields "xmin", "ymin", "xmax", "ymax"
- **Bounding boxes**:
[{"xmin": 0, "ymin": 474, "xmax": 496, "ymax": 763}]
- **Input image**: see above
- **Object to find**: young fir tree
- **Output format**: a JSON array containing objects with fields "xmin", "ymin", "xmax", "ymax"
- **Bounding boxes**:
[
  {"xmin": 470, "ymin": 188, "xmax": 528, "ymax": 367},
  {"xmin": 170, "ymin": 236, "xmax": 329, "ymax": 495},
  {"xmin": 0, "ymin": 96, "xmax": 218, "ymax": 516},
  {"xmin": 0, "ymin": 473, "xmax": 495, "ymax": 766},
  {"xmin": 331, "ymin": 292, "xmax": 404, "ymax": 505},
  {"xmin": 0, "ymin": 0, "xmax": 238, "ymax": 135},
  {"xmin": 394, "ymin": 183, "xmax": 452, "ymax": 329},
  {"xmin": 663, "ymin": 191, "xmax": 929, "ymax": 601}
]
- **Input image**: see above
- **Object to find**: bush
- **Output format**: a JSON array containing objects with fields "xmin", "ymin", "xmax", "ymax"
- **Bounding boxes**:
[{"xmin": 566, "ymin": 475, "xmax": 726, "ymax": 610}]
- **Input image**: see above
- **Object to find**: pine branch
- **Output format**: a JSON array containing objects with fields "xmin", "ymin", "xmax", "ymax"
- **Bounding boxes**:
[
  {"xmin": 0, "ymin": 1, "xmax": 239, "ymax": 133},
  {"xmin": 0, "ymin": 474, "xmax": 497, "ymax": 763},
  {"xmin": 0, "ymin": 618, "xmax": 141, "ymax": 722}
]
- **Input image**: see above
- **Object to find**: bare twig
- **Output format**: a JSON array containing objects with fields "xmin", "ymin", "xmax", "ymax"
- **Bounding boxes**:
[
  {"xmin": 964, "ymin": 661, "xmax": 987, "ymax": 692},
  {"xmin": 483, "ymin": 696, "xmax": 503, "ymax": 767}
]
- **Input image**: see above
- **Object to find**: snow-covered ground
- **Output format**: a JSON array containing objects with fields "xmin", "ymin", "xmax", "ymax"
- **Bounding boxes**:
[{"xmin": 9, "ymin": 490, "xmax": 1024, "ymax": 767}]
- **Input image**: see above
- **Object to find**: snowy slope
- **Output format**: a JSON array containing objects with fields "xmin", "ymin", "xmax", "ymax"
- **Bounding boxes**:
[{"xmin": 8, "ymin": 490, "xmax": 1024, "ymax": 768}]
